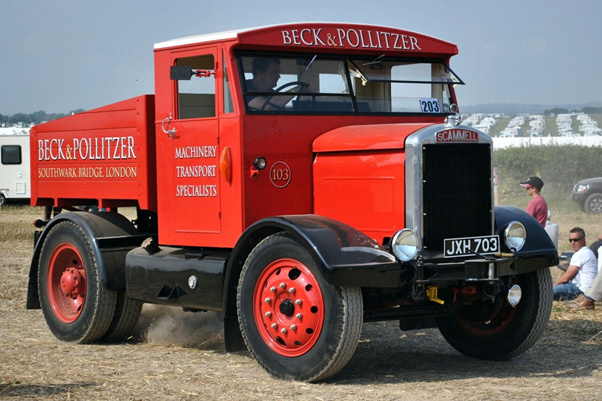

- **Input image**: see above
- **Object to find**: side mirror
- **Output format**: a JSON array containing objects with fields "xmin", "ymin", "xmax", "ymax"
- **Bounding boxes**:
[{"xmin": 170, "ymin": 66, "xmax": 194, "ymax": 80}]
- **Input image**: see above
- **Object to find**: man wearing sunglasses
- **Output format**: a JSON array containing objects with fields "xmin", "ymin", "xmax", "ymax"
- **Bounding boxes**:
[
  {"xmin": 566, "ymin": 234, "xmax": 602, "ymax": 310},
  {"xmin": 553, "ymin": 227, "xmax": 598, "ymax": 301},
  {"xmin": 520, "ymin": 176, "xmax": 548, "ymax": 228}
]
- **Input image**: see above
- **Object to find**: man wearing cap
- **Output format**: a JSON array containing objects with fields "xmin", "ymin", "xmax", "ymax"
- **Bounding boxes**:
[{"xmin": 520, "ymin": 176, "xmax": 548, "ymax": 227}]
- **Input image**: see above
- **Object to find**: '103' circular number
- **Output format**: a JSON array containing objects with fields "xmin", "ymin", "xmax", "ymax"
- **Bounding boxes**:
[{"xmin": 270, "ymin": 162, "xmax": 291, "ymax": 188}]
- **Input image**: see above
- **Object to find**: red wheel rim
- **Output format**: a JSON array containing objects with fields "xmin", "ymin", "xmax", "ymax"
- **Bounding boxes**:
[
  {"xmin": 47, "ymin": 243, "xmax": 87, "ymax": 323},
  {"xmin": 253, "ymin": 258, "xmax": 324, "ymax": 357},
  {"xmin": 455, "ymin": 300, "xmax": 518, "ymax": 336}
]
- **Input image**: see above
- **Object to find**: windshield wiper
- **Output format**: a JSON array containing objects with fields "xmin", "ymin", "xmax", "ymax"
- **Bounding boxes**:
[
  {"xmin": 362, "ymin": 54, "xmax": 385, "ymax": 66},
  {"xmin": 304, "ymin": 55, "xmax": 317, "ymax": 71}
]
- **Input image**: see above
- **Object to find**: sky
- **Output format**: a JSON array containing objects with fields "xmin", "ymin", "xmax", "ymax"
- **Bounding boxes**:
[{"xmin": 1, "ymin": 0, "xmax": 601, "ymax": 115}]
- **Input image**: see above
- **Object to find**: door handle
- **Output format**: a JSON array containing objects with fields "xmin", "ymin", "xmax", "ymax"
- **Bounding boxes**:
[{"xmin": 162, "ymin": 113, "xmax": 176, "ymax": 138}]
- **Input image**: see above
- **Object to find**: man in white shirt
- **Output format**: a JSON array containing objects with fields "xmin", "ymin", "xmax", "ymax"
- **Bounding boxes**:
[
  {"xmin": 566, "ymin": 242, "xmax": 602, "ymax": 310},
  {"xmin": 553, "ymin": 227, "xmax": 598, "ymax": 301}
]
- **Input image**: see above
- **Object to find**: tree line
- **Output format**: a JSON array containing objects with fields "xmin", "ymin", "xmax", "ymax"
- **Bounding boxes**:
[
  {"xmin": 543, "ymin": 106, "xmax": 602, "ymax": 115},
  {"xmin": 0, "ymin": 110, "xmax": 85, "ymax": 125}
]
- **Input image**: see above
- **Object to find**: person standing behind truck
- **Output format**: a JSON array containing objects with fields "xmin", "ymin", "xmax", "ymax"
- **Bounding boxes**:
[
  {"xmin": 520, "ymin": 176, "xmax": 548, "ymax": 227},
  {"xmin": 553, "ymin": 227, "xmax": 598, "ymax": 301}
]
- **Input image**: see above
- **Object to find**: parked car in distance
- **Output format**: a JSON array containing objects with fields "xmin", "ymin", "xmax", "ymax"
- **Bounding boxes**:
[{"xmin": 571, "ymin": 177, "xmax": 602, "ymax": 213}]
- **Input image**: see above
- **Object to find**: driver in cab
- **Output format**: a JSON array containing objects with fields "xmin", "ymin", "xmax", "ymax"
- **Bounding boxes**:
[{"xmin": 246, "ymin": 58, "xmax": 316, "ymax": 111}]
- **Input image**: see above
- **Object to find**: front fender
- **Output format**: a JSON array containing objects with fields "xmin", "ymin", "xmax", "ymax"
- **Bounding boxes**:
[
  {"xmin": 494, "ymin": 205, "xmax": 558, "ymax": 273},
  {"xmin": 226, "ymin": 214, "xmax": 397, "ymax": 289},
  {"xmin": 221, "ymin": 214, "xmax": 400, "ymax": 343},
  {"xmin": 266, "ymin": 215, "xmax": 396, "ymax": 268}
]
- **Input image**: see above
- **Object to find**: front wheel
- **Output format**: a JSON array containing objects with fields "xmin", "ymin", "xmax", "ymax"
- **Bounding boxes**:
[
  {"xmin": 584, "ymin": 192, "xmax": 602, "ymax": 214},
  {"xmin": 436, "ymin": 268, "xmax": 552, "ymax": 360},
  {"xmin": 237, "ymin": 233, "xmax": 363, "ymax": 382}
]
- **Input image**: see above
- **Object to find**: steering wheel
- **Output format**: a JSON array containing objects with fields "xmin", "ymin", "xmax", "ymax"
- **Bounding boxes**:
[{"xmin": 261, "ymin": 81, "xmax": 316, "ymax": 111}]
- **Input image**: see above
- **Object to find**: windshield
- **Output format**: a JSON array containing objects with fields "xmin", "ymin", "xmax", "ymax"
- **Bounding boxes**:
[{"xmin": 238, "ymin": 53, "xmax": 463, "ymax": 114}]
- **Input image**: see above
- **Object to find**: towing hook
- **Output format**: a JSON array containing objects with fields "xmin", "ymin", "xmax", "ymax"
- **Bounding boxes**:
[
  {"xmin": 426, "ymin": 286, "xmax": 445, "ymax": 305},
  {"xmin": 483, "ymin": 281, "xmax": 504, "ymax": 299}
]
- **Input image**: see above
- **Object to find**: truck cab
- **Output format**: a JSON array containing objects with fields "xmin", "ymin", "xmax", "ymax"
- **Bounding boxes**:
[
  {"xmin": 151, "ymin": 24, "xmax": 463, "ymax": 248},
  {"xmin": 27, "ymin": 23, "xmax": 557, "ymax": 382}
]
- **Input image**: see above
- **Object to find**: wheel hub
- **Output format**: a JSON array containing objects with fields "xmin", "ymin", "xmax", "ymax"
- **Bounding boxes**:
[
  {"xmin": 254, "ymin": 259, "xmax": 324, "ymax": 357},
  {"xmin": 279, "ymin": 299, "xmax": 295, "ymax": 316},
  {"xmin": 60, "ymin": 267, "xmax": 84, "ymax": 298},
  {"xmin": 47, "ymin": 243, "xmax": 87, "ymax": 323}
]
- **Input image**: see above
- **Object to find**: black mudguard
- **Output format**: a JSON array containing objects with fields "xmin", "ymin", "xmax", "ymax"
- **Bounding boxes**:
[
  {"xmin": 494, "ymin": 205, "xmax": 559, "ymax": 273},
  {"xmin": 221, "ymin": 214, "xmax": 400, "ymax": 352},
  {"xmin": 26, "ymin": 211, "xmax": 149, "ymax": 309},
  {"xmin": 227, "ymin": 214, "xmax": 398, "ymax": 289}
]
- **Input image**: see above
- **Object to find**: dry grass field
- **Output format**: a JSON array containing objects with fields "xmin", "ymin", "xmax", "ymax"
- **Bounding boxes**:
[{"xmin": 1, "ymin": 204, "xmax": 601, "ymax": 400}]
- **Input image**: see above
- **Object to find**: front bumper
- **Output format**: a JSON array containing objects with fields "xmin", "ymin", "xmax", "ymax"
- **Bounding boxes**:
[
  {"xmin": 570, "ymin": 191, "xmax": 586, "ymax": 205},
  {"xmin": 415, "ymin": 255, "xmax": 516, "ymax": 284},
  {"xmin": 330, "ymin": 253, "xmax": 517, "ymax": 288}
]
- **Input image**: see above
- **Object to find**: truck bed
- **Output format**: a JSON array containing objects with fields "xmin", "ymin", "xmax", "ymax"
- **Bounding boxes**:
[{"xmin": 30, "ymin": 95, "xmax": 157, "ymax": 211}]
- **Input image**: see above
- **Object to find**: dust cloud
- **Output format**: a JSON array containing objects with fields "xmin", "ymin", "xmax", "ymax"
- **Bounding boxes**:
[{"xmin": 132, "ymin": 305, "xmax": 224, "ymax": 349}]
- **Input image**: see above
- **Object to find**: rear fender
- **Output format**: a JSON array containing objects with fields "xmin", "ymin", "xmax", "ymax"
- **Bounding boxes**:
[{"xmin": 27, "ymin": 211, "xmax": 147, "ymax": 309}]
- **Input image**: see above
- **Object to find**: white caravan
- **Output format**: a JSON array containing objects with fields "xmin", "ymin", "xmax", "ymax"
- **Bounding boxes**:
[
  {"xmin": 583, "ymin": 127, "xmax": 602, "ymax": 136},
  {"xmin": 0, "ymin": 128, "xmax": 31, "ymax": 206}
]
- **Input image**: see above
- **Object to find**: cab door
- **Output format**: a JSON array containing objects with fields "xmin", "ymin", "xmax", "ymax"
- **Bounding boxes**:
[{"xmin": 167, "ymin": 48, "xmax": 221, "ymax": 238}]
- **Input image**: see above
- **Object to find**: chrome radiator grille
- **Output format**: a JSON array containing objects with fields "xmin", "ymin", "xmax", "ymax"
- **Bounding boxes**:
[{"xmin": 421, "ymin": 143, "xmax": 493, "ymax": 252}]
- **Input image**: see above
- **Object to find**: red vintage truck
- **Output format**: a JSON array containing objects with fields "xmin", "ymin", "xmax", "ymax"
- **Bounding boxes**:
[{"xmin": 26, "ymin": 23, "xmax": 557, "ymax": 382}]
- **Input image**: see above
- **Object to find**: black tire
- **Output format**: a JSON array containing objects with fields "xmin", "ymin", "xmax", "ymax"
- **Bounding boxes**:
[
  {"xmin": 584, "ymin": 192, "xmax": 602, "ymax": 214},
  {"xmin": 436, "ymin": 268, "xmax": 552, "ymax": 360},
  {"xmin": 38, "ymin": 221, "xmax": 117, "ymax": 343},
  {"xmin": 0, "ymin": 193, "xmax": 6, "ymax": 207},
  {"xmin": 237, "ymin": 233, "xmax": 363, "ymax": 382},
  {"xmin": 102, "ymin": 292, "xmax": 143, "ymax": 342}
]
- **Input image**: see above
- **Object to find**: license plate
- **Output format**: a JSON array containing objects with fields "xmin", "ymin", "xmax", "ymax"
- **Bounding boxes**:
[{"xmin": 444, "ymin": 235, "xmax": 500, "ymax": 258}]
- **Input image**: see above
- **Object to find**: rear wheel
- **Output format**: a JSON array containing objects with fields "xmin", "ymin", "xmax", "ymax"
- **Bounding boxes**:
[
  {"xmin": 0, "ymin": 193, "xmax": 6, "ymax": 207},
  {"xmin": 38, "ymin": 221, "xmax": 117, "ymax": 343},
  {"xmin": 237, "ymin": 233, "xmax": 363, "ymax": 382},
  {"xmin": 584, "ymin": 192, "xmax": 602, "ymax": 214},
  {"xmin": 436, "ymin": 268, "xmax": 552, "ymax": 360},
  {"xmin": 102, "ymin": 292, "xmax": 143, "ymax": 342}
]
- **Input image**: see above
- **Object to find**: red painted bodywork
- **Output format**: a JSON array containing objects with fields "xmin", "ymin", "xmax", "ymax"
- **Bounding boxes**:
[
  {"xmin": 32, "ymin": 23, "xmax": 459, "ymax": 248},
  {"xmin": 313, "ymin": 124, "xmax": 430, "ymax": 244},
  {"xmin": 31, "ymin": 96, "xmax": 157, "ymax": 210}
]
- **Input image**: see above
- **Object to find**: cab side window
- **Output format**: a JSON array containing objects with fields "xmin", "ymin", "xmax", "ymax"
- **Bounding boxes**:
[{"xmin": 176, "ymin": 55, "xmax": 216, "ymax": 119}]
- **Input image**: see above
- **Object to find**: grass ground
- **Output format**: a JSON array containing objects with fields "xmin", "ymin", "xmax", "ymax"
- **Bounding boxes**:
[
  {"xmin": 0, "ymin": 203, "xmax": 600, "ymax": 399},
  {"xmin": 2, "ymin": 107, "xmax": 600, "ymax": 398}
]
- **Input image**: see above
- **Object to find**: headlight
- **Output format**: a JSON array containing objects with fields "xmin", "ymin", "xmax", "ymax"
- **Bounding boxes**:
[
  {"xmin": 390, "ymin": 229, "xmax": 418, "ymax": 261},
  {"xmin": 576, "ymin": 184, "xmax": 589, "ymax": 193},
  {"xmin": 504, "ymin": 221, "xmax": 526, "ymax": 252},
  {"xmin": 507, "ymin": 284, "xmax": 522, "ymax": 307}
]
